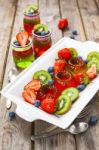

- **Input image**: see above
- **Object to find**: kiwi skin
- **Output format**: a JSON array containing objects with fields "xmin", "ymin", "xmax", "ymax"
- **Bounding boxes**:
[{"xmin": 55, "ymin": 95, "xmax": 72, "ymax": 115}]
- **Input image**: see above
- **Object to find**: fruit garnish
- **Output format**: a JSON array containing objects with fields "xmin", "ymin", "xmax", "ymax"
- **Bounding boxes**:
[
  {"xmin": 41, "ymin": 98, "xmax": 56, "ymax": 113},
  {"xmin": 54, "ymin": 59, "xmax": 66, "ymax": 73},
  {"xmin": 72, "ymin": 30, "xmax": 78, "ymax": 35},
  {"xmin": 55, "ymin": 95, "xmax": 71, "ymax": 115},
  {"xmin": 86, "ymin": 66, "xmax": 97, "ymax": 79},
  {"xmin": 87, "ymin": 51, "xmax": 99, "ymax": 61},
  {"xmin": 48, "ymin": 66, "xmax": 54, "ymax": 73},
  {"xmin": 69, "ymin": 48, "xmax": 78, "ymax": 57},
  {"xmin": 22, "ymin": 89, "xmax": 36, "ymax": 104},
  {"xmin": 34, "ymin": 100, "xmax": 41, "ymax": 107},
  {"xmin": 81, "ymin": 74, "xmax": 90, "ymax": 85},
  {"xmin": 24, "ymin": 4, "xmax": 38, "ymax": 14},
  {"xmin": 34, "ymin": 24, "xmax": 49, "ymax": 34},
  {"xmin": 58, "ymin": 48, "xmax": 72, "ymax": 60},
  {"xmin": 62, "ymin": 87, "xmax": 79, "ymax": 102},
  {"xmin": 87, "ymin": 59, "xmax": 99, "ymax": 72},
  {"xmin": 24, "ymin": 79, "xmax": 41, "ymax": 91},
  {"xmin": 58, "ymin": 18, "xmax": 68, "ymax": 30},
  {"xmin": 77, "ymin": 84, "xmax": 86, "ymax": 91},
  {"xmin": 74, "ymin": 73, "xmax": 84, "ymax": 85},
  {"xmin": 16, "ymin": 31, "xmax": 29, "ymax": 47},
  {"xmin": 33, "ymin": 70, "xmax": 52, "ymax": 85}
]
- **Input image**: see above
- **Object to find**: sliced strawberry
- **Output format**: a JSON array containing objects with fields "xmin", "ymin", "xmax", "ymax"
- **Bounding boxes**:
[
  {"xmin": 22, "ymin": 89, "xmax": 36, "ymax": 104},
  {"xmin": 74, "ymin": 73, "xmax": 84, "ymax": 85},
  {"xmin": 54, "ymin": 59, "xmax": 66, "ymax": 73},
  {"xmin": 16, "ymin": 31, "xmax": 29, "ymax": 47},
  {"xmin": 86, "ymin": 66, "xmax": 97, "ymax": 79},
  {"xmin": 58, "ymin": 48, "xmax": 72, "ymax": 60},
  {"xmin": 58, "ymin": 18, "xmax": 68, "ymax": 30},
  {"xmin": 24, "ymin": 80, "xmax": 41, "ymax": 91},
  {"xmin": 41, "ymin": 98, "xmax": 56, "ymax": 113}
]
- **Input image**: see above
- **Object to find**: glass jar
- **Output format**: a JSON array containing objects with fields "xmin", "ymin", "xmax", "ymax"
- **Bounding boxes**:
[
  {"xmin": 54, "ymin": 71, "xmax": 76, "ymax": 91},
  {"xmin": 23, "ymin": 12, "xmax": 40, "ymax": 36},
  {"xmin": 33, "ymin": 31, "xmax": 52, "ymax": 57},
  {"xmin": 12, "ymin": 38, "xmax": 35, "ymax": 69}
]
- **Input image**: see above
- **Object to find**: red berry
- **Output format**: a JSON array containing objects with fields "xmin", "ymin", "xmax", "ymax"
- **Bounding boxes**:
[
  {"xmin": 41, "ymin": 98, "xmax": 56, "ymax": 113},
  {"xmin": 54, "ymin": 59, "xmax": 66, "ymax": 73},
  {"xmin": 86, "ymin": 66, "xmax": 97, "ymax": 79},
  {"xmin": 58, "ymin": 48, "xmax": 72, "ymax": 60},
  {"xmin": 58, "ymin": 19, "xmax": 68, "ymax": 30},
  {"xmin": 24, "ymin": 80, "xmax": 41, "ymax": 91},
  {"xmin": 74, "ymin": 73, "xmax": 84, "ymax": 85}
]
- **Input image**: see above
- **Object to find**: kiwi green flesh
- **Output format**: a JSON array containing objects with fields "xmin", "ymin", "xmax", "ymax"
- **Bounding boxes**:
[
  {"xmin": 34, "ymin": 24, "xmax": 48, "ymax": 33},
  {"xmin": 55, "ymin": 95, "xmax": 71, "ymax": 115},
  {"xmin": 69, "ymin": 48, "xmax": 78, "ymax": 57},
  {"xmin": 87, "ymin": 51, "xmax": 99, "ymax": 61},
  {"xmin": 81, "ymin": 74, "xmax": 90, "ymax": 85},
  {"xmin": 62, "ymin": 88, "xmax": 79, "ymax": 102},
  {"xmin": 33, "ymin": 70, "xmax": 52, "ymax": 85},
  {"xmin": 25, "ymin": 4, "xmax": 38, "ymax": 14},
  {"xmin": 87, "ymin": 59, "xmax": 99, "ymax": 71}
]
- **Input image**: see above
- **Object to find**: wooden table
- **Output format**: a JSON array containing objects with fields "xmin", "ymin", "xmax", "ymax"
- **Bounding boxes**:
[{"xmin": 0, "ymin": 0, "xmax": 99, "ymax": 149}]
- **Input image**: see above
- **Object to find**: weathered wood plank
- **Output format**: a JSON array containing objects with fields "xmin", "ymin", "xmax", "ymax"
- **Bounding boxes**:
[
  {"xmin": 75, "ymin": 0, "xmax": 99, "ymax": 149},
  {"xmin": 0, "ymin": 0, "xmax": 17, "ymax": 90},
  {"xmin": 59, "ymin": 0, "xmax": 86, "ymax": 41},
  {"xmin": 0, "ymin": 0, "xmax": 37, "ymax": 150}
]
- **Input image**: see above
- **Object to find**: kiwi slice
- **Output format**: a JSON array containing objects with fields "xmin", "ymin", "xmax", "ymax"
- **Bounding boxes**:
[
  {"xmin": 69, "ymin": 48, "xmax": 78, "ymax": 57},
  {"xmin": 87, "ymin": 59, "xmax": 99, "ymax": 71},
  {"xmin": 34, "ymin": 24, "xmax": 49, "ymax": 33},
  {"xmin": 25, "ymin": 4, "xmax": 38, "ymax": 14},
  {"xmin": 87, "ymin": 51, "xmax": 99, "ymax": 61},
  {"xmin": 81, "ymin": 74, "xmax": 90, "ymax": 85},
  {"xmin": 33, "ymin": 70, "xmax": 52, "ymax": 85},
  {"xmin": 55, "ymin": 95, "xmax": 71, "ymax": 115},
  {"xmin": 62, "ymin": 87, "xmax": 79, "ymax": 102}
]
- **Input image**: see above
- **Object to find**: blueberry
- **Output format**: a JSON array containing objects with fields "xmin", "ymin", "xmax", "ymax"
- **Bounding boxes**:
[
  {"xmin": 34, "ymin": 100, "xmax": 41, "ymax": 107},
  {"xmin": 84, "ymin": 59, "xmax": 89, "ymax": 64},
  {"xmin": 89, "ymin": 116, "xmax": 98, "ymax": 125},
  {"xmin": 70, "ymin": 35, "xmax": 75, "ymax": 39},
  {"xmin": 48, "ymin": 66, "xmax": 54, "ymax": 73},
  {"xmin": 72, "ymin": 30, "xmax": 78, "ymax": 35},
  {"xmin": 9, "ymin": 112, "xmax": 15, "ymax": 120},
  {"xmin": 14, "ymin": 41, "xmax": 20, "ymax": 47},
  {"xmin": 41, "ymin": 32, "xmax": 46, "ymax": 36},
  {"xmin": 50, "ymin": 72, "xmax": 54, "ymax": 78},
  {"xmin": 48, "ymin": 80, "xmax": 54, "ymax": 85},
  {"xmin": 77, "ymin": 84, "xmax": 86, "ymax": 91}
]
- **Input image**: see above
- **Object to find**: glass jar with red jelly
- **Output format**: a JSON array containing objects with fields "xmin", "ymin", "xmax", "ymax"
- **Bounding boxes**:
[
  {"xmin": 54, "ymin": 71, "xmax": 76, "ymax": 92},
  {"xmin": 32, "ymin": 24, "xmax": 52, "ymax": 57},
  {"xmin": 12, "ymin": 38, "xmax": 35, "ymax": 69},
  {"xmin": 23, "ymin": 4, "xmax": 40, "ymax": 35}
]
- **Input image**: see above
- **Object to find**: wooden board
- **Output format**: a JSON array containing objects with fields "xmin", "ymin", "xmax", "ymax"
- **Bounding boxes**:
[{"xmin": 0, "ymin": 0, "xmax": 37, "ymax": 150}]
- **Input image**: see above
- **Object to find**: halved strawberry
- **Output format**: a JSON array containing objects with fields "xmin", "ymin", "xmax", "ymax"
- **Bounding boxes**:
[
  {"xmin": 86, "ymin": 66, "xmax": 97, "ymax": 79},
  {"xmin": 16, "ymin": 31, "xmax": 29, "ymax": 47},
  {"xmin": 54, "ymin": 59, "xmax": 66, "ymax": 73},
  {"xmin": 41, "ymin": 98, "xmax": 56, "ymax": 113},
  {"xmin": 58, "ymin": 18, "xmax": 68, "ymax": 30},
  {"xmin": 24, "ymin": 79, "xmax": 41, "ymax": 91},
  {"xmin": 74, "ymin": 73, "xmax": 84, "ymax": 85},
  {"xmin": 58, "ymin": 48, "xmax": 72, "ymax": 60},
  {"xmin": 22, "ymin": 89, "xmax": 36, "ymax": 104}
]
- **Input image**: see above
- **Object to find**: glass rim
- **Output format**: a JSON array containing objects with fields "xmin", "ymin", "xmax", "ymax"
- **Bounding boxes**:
[
  {"xmin": 32, "ymin": 30, "xmax": 51, "ymax": 38},
  {"xmin": 55, "ymin": 71, "xmax": 72, "ymax": 82},
  {"xmin": 11, "ymin": 37, "xmax": 32, "ymax": 48},
  {"xmin": 68, "ymin": 57, "xmax": 84, "ymax": 67},
  {"xmin": 24, "ymin": 11, "xmax": 40, "ymax": 17}
]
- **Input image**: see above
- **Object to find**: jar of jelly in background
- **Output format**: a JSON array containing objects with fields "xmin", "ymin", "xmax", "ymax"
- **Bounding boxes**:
[
  {"xmin": 23, "ymin": 4, "xmax": 40, "ymax": 36},
  {"xmin": 32, "ymin": 24, "xmax": 52, "ymax": 57}
]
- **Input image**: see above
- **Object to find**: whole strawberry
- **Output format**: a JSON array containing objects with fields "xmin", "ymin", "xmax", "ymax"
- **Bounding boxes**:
[
  {"xmin": 54, "ymin": 59, "xmax": 66, "ymax": 73},
  {"xmin": 58, "ymin": 18, "xmax": 68, "ymax": 30},
  {"xmin": 58, "ymin": 48, "xmax": 72, "ymax": 60}
]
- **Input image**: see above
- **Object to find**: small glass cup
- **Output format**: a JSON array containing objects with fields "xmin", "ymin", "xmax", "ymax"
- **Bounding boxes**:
[
  {"xmin": 54, "ymin": 71, "xmax": 76, "ymax": 91},
  {"xmin": 32, "ymin": 30, "xmax": 52, "ymax": 57},
  {"xmin": 12, "ymin": 38, "xmax": 35, "ymax": 69},
  {"xmin": 23, "ymin": 12, "xmax": 40, "ymax": 36}
]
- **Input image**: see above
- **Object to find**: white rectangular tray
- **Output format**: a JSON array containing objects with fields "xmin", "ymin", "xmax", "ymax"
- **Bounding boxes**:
[{"xmin": 1, "ymin": 37, "xmax": 99, "ymax": 129}]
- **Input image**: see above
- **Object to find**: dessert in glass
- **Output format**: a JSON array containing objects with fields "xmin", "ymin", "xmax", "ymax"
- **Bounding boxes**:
[
  {"xmin": 12, "ymin": 30, "xmax": 35, "ymax": 69},
  {"xmin": 32, "ymin": 24, "xmax": 52, "ymax": 57},
  {"xmin": 23, "ymin": 4, "xmax": 40, "ymax": 35},
  {"xmin": 54, "ymin": 71, "xmax": 76, "ymax": 91}
]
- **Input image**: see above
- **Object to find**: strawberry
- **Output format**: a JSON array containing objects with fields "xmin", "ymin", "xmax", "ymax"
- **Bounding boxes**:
[
  {"xmin": 86, "ymin": 66, "xmax": 97, "ymax": 79},
  {"xmin": 24, "ymin": 79, "xmax": 41, "ymax": 91},
  {"xmin": 41, "ymin": 98, "xmax": 56, "ymax": 113},
  {"xmin": 58, "ymin": 48, "xmax": 72, "ymax": 60},
  {"xmin": 22, "ymin": 89, "xmax": 36, "ymax": 104},
  {"xmin": 16, "ymin": 31, "xmax": 29, "ymax": 47},
  {"xmin": 54, "ymin": 59, "xmax": 66, "ymax": 73},
  {"xmin": 58, "ymin": 18, "xmax": 68, "ymax": 30},
  {"xmin": 74, "ymin": 73, "xmax": 84, "ymax": 85}
]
